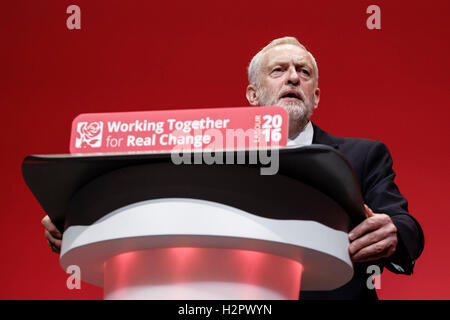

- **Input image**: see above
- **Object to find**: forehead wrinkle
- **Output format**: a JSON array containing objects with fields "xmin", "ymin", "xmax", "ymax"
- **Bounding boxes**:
[
  {"xmin": 269, "ymin": 58, "xmax": 312, "ymax": 68},
  {"xmin": 262, "ymin": 46, "xmax": 314, "ymax": 71}
]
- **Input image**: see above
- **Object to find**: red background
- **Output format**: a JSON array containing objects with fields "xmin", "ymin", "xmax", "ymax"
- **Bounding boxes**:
[{"xmin": 1, "ymin": 0, "xmax": 449, "ymax": 299}]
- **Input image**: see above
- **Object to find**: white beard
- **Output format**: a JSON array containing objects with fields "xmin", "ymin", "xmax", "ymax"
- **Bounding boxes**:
[{"xmin": 256, "ymin": 86, "xmax": 314, "ymax": 125}]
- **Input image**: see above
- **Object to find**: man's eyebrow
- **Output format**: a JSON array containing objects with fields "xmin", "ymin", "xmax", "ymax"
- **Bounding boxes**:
[
  {"xmin": 296, "ymin": 63, "xmax": 313, "ymax": 71},
  {"xmin": 267, "ymin": 60, "xmax": 313, "ymax": 69},
  {"xmin": 294, "ymin": 61, "xmax": 313, "ymax": 69}
]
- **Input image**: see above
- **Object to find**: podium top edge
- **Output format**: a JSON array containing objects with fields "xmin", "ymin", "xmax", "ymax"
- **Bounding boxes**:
[{"xmin": 23, "ymin": 144, "xmax": 336, "ymax": 162}]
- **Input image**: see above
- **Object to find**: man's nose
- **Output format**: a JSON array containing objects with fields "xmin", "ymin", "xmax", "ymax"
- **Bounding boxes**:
[{"xmin": 286, "ymin": 66, "xmax": 300, "ymax": 86}]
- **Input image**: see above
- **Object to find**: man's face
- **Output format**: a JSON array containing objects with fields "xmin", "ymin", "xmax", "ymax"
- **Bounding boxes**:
[{"xmin": 247, "ymin": 44, "xmax": 320, "ymax": 128}]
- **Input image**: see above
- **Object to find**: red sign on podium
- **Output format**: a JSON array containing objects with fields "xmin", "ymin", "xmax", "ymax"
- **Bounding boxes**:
[{"xmin": 70, "ymin": 106, "xmax": 288, "ymax": 154}]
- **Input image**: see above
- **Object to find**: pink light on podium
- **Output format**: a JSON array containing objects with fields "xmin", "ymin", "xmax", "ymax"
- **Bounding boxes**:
[{"xmin": 103, "ymin": 247, "xmax": 303, "ymax": 300}]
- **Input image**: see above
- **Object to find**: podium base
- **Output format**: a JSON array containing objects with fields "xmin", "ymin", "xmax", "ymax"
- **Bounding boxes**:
[
  {"xmin": 104, "ymin": 248, "xmax": 303, "ymax": 300},
  {"xmin": 60, "ymin": 198, "xmax": 353, "ymax": 297}
]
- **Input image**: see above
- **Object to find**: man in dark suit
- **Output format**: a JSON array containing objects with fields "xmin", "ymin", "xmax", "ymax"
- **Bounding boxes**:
[
  {"xmin": 245, "ymin": 36, "xmax": 424, "ymax": 299},
  {"xmin": 43, "ymin": 36, "xmax": 424, "ymax": 299}
]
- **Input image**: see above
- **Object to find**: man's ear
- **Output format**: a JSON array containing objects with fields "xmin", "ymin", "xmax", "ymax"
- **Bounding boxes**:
[
  {"xmin": 246, "ymin": 84, "xmax": 259, "ymax": 106},
  {"xmin": 313, "ymin": 87, "xmax": 320, "ymax": 109}
]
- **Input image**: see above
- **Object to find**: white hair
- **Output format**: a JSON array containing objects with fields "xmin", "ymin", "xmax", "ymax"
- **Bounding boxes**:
[{"xmin": 248, "ymin": 36, "xmax": 319, "ymax": 88}]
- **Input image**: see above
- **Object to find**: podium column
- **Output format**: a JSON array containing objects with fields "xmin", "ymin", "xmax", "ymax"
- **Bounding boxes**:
[{"xmin": 60, "ymin": 198, "xmax": 353, "ymax": 300}]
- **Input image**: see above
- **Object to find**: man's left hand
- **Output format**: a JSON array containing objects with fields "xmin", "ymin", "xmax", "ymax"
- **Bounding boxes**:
[{"xmin": 348, "ymin": 204, "xmax": 398, "ymax": 263}]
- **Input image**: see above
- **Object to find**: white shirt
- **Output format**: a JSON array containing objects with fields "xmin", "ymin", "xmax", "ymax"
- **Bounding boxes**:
[{"xmin": 287, "ymin": 121, "xmax": 314, "ymax": 147}]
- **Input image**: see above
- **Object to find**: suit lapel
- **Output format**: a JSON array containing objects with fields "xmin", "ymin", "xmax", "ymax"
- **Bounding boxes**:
[{"xmin": 311, "ymin": 122, "xmax": 339, "ymax": 149}]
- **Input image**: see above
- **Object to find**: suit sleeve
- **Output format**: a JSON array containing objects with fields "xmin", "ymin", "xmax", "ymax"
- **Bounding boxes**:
[{"xmin": 361, "ymin": 141, "xmax": 424, "ymax": 275}]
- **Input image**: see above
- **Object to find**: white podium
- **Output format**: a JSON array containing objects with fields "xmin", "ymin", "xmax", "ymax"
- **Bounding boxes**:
[{"xmin": 23, "ymin": 146, "xmax": 366, "ymax": 299}]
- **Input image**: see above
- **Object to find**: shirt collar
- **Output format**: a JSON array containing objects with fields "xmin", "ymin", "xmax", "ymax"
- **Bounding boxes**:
[{"xmin": 287, "ymin": 121, "xmax": 314, "ymax": 147}]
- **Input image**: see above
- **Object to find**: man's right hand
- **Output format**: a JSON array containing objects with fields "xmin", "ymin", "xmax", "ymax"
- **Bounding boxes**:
[{"xmin": 41, "ymin": 215, "xmax": 62, "ymax": 253}]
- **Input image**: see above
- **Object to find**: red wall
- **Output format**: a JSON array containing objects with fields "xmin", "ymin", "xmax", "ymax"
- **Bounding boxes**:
[{"xmin": 1, "ymin": 0, "xmax": 449, "ymax": 299}]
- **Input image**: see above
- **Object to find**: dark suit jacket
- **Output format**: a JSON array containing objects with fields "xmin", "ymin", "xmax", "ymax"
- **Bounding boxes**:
[{"xmin": 299, "ymin": 123, "xmax": 425, "ymax": 300}]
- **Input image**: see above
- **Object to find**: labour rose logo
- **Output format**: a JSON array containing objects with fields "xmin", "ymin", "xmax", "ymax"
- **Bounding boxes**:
[{"xmin": 75, "ymin": 121, "xmax": 103, "ymax": 148}]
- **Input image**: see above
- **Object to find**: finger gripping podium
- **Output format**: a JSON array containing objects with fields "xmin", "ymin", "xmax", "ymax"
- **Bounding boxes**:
[{"xmin": 22, "ymin": 145, "xmax": 366, "ymax": 299}]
